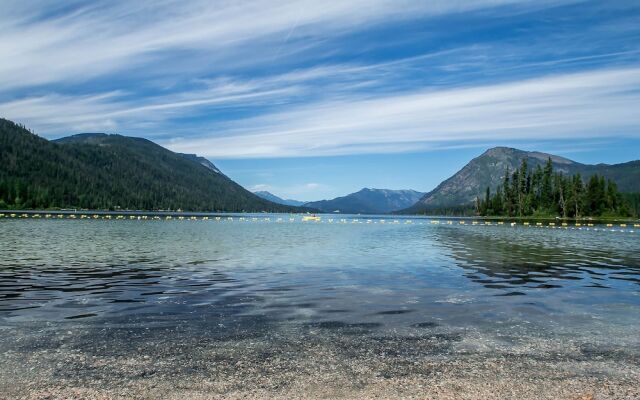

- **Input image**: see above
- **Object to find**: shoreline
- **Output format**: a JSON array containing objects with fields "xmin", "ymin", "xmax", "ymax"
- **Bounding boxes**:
[
  {"xmin": 2, "ymin": 323, "xmax": 638, "ymax": 400},
  {"xmin": 1, "ymin": 209, "xmax": 638, "ymax": 224}
]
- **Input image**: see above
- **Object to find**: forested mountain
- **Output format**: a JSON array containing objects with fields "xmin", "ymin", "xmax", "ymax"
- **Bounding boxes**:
[
  {"xmin": 305, "ymin": 188, "xmax": 425, "ymax": 214},
  {"xmin": 477, "ymin": 158, "xmax": 632, "ymax": 217},
  {"xmin": 405, "ymin": 147, "xmax": 640, "ymax": 215},
  {"xmin": 0, "ymin": 118, "xmax": 302, "ymax": 212},
  {"xmin": 253, "ymin": 191, "xmax": 306, "ymax": 207}
]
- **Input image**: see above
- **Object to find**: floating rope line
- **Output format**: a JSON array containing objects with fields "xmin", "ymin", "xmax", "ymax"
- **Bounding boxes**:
[{"xmin": 0, "ymin": 212, "xmax": 637, "ymax": 233}]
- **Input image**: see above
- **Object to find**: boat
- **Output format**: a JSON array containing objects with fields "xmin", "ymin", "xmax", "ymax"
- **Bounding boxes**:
[{"xmin": 302, "ymin": 214, "xmax": 321, "ymax": 222}]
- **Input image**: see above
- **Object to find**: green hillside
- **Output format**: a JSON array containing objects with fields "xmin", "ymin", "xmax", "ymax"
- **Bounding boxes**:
[
  {"xmin": 0, "ymin": 119, "xmax": 301, "ymax": 212},
  {"xmin": 405, "ymin": 147, "xmax": 640, "ymax": 215}
]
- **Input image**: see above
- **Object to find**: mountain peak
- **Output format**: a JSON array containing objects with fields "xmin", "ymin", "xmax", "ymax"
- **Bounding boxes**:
[
  {"xmin": 481, "ymin": 146, "xmax": 521, "ymax": 156},
  {"xmin": 0, "ymin": 118, "xmax": 301, "ymax": 212},
  {"xmin": 305, "ymin": 188, "xmax": 425, "ymax": 214},
  {"xmin": 253, "ymin": 191, "xmax": 306, "ymax": 207},
  {"xmin": 54, "ymin": 132, "xmax": 109, "ymax": 143},
  {"xmin": 405, "ymin": 147, "xmax": 639, "ymax": 213},
  {"xmin": 481, "ymin": 146, "xmax": 576, "ymax": 165}
]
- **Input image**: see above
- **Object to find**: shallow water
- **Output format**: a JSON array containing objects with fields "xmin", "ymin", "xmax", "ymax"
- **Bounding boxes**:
[{"xmin": 1, "ymin": 216, "xmax": 639, "ymax": 397}]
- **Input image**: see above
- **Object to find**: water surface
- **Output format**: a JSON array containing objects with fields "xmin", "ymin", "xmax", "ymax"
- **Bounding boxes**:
[{"xmin": 1, "ymin": 216, "xmax": 639, "ymax": 398}]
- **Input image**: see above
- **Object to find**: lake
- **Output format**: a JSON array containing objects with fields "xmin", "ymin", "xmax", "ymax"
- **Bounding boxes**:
[{"xmin": 1, "ymin": 216, "xmax": 639, "ymax": 399}]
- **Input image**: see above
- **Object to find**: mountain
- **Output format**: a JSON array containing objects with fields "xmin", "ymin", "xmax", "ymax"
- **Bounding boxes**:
[
  {"xmin": 177, "ymin": 153, "xmax": 223, "ymax": 175},
  {"xmin": 304, "ymin": 188, "xmax": 425, "ymax": 214},
  {"xmin": 0, "ymin": 118, "xmax": 303, "ymax": 212},
  {"xmin": 253, "ymin": 191, "xmax": 306, "ymax": 207},
  {"xmin": 405, "ymin": 147, "xmax": 640, "ymax": 214}
]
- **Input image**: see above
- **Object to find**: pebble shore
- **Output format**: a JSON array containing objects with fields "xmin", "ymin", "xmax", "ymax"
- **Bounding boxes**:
[{"xmin": 2, "ymin": 323, "xmax": 638, "ymax": 400}]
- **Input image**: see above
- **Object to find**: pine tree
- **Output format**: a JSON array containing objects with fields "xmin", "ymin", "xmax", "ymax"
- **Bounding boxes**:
[
  {"xmin": 481, "ymin": 161, "xmax": 632, "ymax": 218},
  {"xmin": 541, "ymin": 157, "xmax": 553, "ymax": 210}
]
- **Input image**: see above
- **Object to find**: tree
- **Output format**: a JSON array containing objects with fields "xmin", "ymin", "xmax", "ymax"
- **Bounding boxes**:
[
  {"xmin": 517, "ymin": 158, "xmax": 528, "ymax": 216},
  {"xmin": 556, "ymin": 173, "xmax": 567, "ymax": 218},
  {"xmin": 541, "ymin": 157, "xmax": 553, "ymax": 210},
  {"xmin": 503, "ymin": 166, "xmax": 514, "ymax": 216},
  {"xmin": 477, "ymin": 160, "xmax": 632, "ymax": 218},
  {"xmin": 572, "ymin": 174, "xmax": 584, "ymax": 217},
  {"xmin": 586, "ymin": 175, "xmax": 605, "ymax": 216}
]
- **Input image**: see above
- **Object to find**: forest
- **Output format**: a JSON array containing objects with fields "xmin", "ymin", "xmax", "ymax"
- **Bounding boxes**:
[
  {"xmin": 0, "ymin": 118, "xmax": 298, "ymax": 212},
  {"xmin": 477, "ymin": 158, "xmax": 634, "ymax": 218}
]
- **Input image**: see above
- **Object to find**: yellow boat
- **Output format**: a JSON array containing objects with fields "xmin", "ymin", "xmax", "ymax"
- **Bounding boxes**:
[{"xmin": 302, "ymin": 215, "xmax": 321, "ymax": 222}]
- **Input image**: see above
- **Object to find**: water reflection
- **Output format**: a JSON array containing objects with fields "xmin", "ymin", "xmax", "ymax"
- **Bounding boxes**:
[
  {"xmin": 0, "ymin": 218, "xmax": 639, "ymax": 334},
  {"xmin": 434, "ymin": 225, "xmax": 640, "ymax": 292}
]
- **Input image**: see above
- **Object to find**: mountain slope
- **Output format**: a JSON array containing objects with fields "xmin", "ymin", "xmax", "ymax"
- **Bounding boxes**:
[
  {"xmin": 305, "ymin": 188, "xmax": 425, "ymax": 214},
  {"xmin": 405, "ymin": 147, "xmax": 640, "ymax": 214},
  {"xmin": 253, "ymin": 191, "xmax": 306, "ymax": 207},
  {"xmin": 177, "ymin": 153, "xmax": 223, "ymax": 175},
  {"xmin": 0, "ymin": 118, "xmax": 301, "ymax": 212}
]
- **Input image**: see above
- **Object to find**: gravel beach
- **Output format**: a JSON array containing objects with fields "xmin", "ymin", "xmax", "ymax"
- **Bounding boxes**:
[{"xmin": 2, "ymin": 322, "xmax": 638, "ymax": 400}]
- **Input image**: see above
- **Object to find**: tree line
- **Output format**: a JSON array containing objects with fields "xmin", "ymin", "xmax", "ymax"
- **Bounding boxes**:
[
  {"xmin": 477, "ymin": 158, "xmax": 633, "ymax": 218},
  {"xmin": 0, "ymin": 118, "xmax": 299, "ymax": 212}
]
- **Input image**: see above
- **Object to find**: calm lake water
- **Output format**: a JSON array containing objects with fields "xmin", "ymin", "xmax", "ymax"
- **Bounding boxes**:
[{"xmin": 1, "ymin": 216, "xmax": 639, "ymax": 398}]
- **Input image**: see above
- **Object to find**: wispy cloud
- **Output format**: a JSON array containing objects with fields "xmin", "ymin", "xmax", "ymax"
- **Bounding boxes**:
[
  {"xmin": 249, "ymin": 183, "xmax": 272, "ymax": 192},
  {"xmin": 1, "ymin": 0, "xmax": 639, "ymax": 162},
  {"xmin": 5, "ymin": 40, "xmax": 638, "ymax": 138},
  {"xmin": 165, "ymin": 67, "xmax": 640, "ymax": 158},
  {"xmin": 1, "ymin": 0, "xmax": 556, "ymax": 91}
]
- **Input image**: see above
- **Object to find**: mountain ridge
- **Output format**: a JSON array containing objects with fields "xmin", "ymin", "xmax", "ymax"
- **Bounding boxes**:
[
  {"xmin": 0, "ymin": 119, "xmax": 303, "ymax": 212},
  {"xmin": 405, "ymin": 146, "xmax": 640, "ymax": 214},
  {"xmin": 253, "ymin": 191, "xmax": 306, "ymax": 207},
  {"xmin": 305, "ymin": 188, "xmax": 425, "ymax": 214}
]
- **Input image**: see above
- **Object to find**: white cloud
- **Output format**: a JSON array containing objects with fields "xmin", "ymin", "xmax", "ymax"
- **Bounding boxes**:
[
  {"xmin": 0, "ymin": 82, "xmax": 299, "ymax": 134},
  {"xmin": 0, "ymin": 0, "xmax": 571, "ymax": 90},
  {"xmin": 259, "ymin": 182, "xmax": 330, "ymax": 201},
  {"xmin": 249, "ymin": 183, "xmax": 272, "ymax": 192},
  {"xmin": 3, "ymin": 64, "xmax": 639, "ymax": 158},
  {"xmin": 2, "ymin": 0, "xmax": 637, "ymax": 161},
  {"xmin": 163, "ymin": 67, "xmax": 640, "ymax": 158}
]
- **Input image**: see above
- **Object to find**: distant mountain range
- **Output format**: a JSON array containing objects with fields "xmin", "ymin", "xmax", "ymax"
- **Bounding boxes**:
[
  {"xmin": 2, "ymin": 118, "xmax": 638, "ymax": 215},
  {"xmin": 304, "ymin": 188, "xmax": 425, "ymax": 214},
  {"xmin": 253, "ymin": 191, "xmax": 306, "ymax": 207},
  {"xmin": 404, "ymin": 147, "xmax": 640, "ymax": 214},
  {"xmin": 0, "ymin": 118, "xmax": 303, "ymax": 212}
]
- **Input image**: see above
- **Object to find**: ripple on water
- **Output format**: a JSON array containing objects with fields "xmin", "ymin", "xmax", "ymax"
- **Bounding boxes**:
[{"xmin": 0, "ymin": 218, "xmax": 638, "ymax": 341}]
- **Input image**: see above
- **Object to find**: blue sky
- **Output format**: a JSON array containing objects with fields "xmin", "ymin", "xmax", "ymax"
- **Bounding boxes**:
[{"xmin": 1, "ymin": 1, "xmax": 639, "ymax": 201}]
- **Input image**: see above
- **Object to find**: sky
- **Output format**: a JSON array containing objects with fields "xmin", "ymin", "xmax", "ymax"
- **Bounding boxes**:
[{"xmin": 1, "ymin": 1, "xmax": 640, "ymax": 201}]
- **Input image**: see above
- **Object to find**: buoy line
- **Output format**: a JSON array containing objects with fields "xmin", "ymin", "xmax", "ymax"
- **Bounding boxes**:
[{"xmin": 0, "ymin": 212, "xmax": 637, "ymax": 233}]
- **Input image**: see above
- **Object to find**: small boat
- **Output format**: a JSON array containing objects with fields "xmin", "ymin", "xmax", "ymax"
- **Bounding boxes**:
[{"xmin": 302, "ymin": 214, "xmax": 321, "ymax": 222}]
